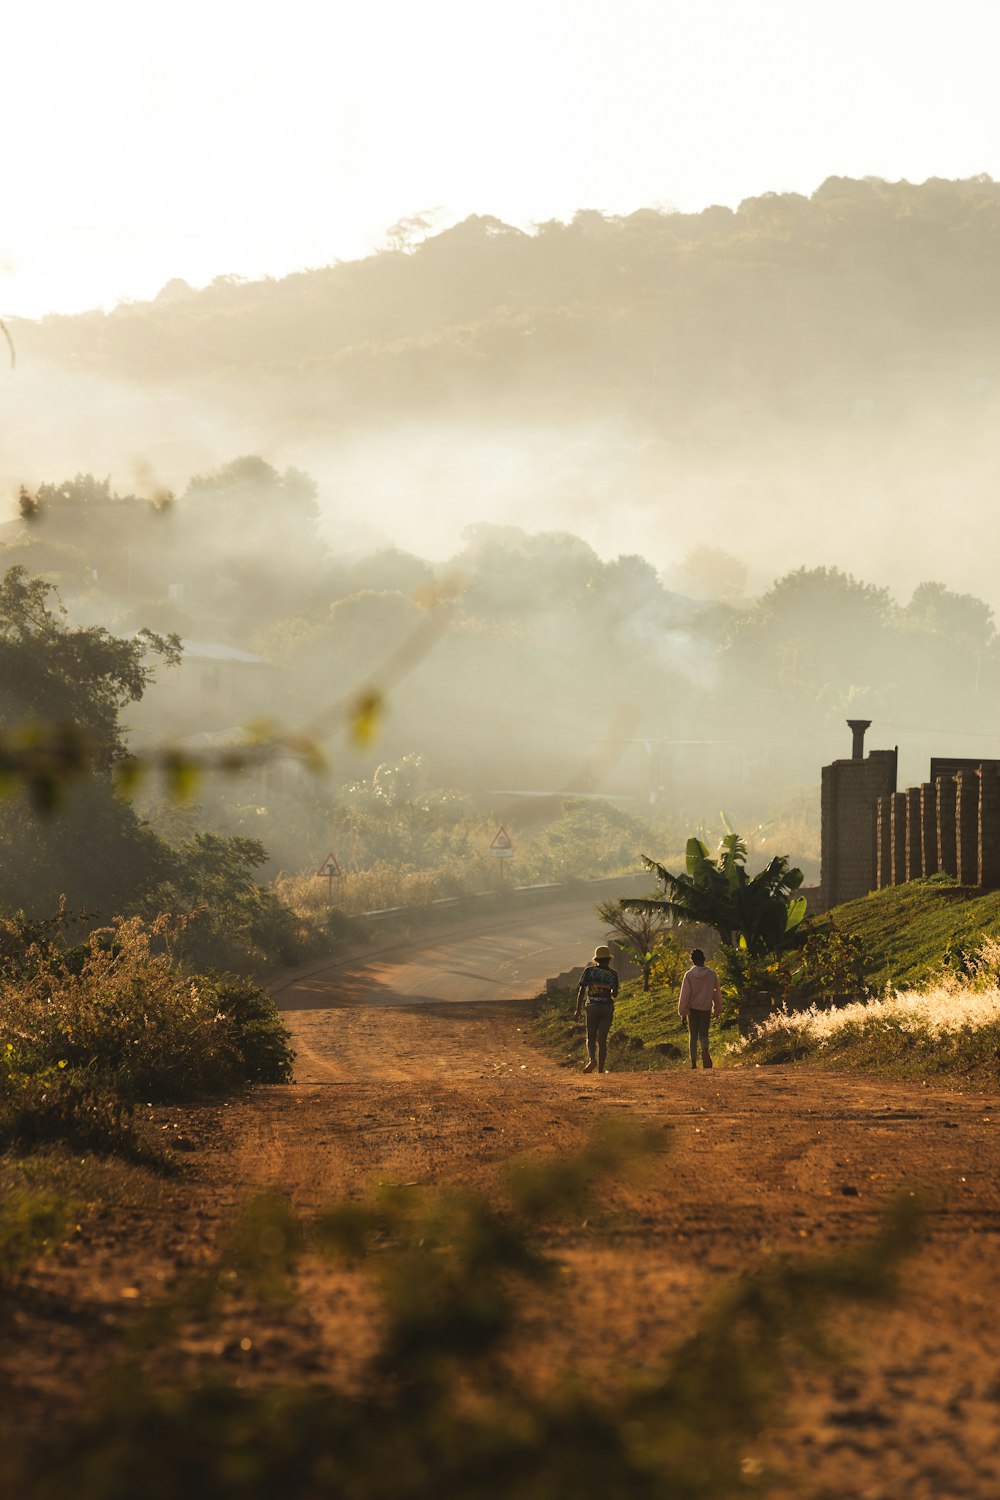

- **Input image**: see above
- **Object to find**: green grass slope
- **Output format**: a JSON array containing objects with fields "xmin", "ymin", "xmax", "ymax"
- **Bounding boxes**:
[
  {"xmin": 535, "ymin": 879, "xmax": 1000, "ymax": 1080},
  {"xmin": 827, "ymin": 875, "xmax": 1000, "ymax": 992}
]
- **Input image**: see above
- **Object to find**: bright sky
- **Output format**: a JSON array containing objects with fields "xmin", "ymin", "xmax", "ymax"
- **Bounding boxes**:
[{"xmin": 4, "ymin": 0, "xmax": 1000, "ymax": 318}]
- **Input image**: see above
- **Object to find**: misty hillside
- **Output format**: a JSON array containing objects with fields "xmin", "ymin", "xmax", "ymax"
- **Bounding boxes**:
[
  {"xmin": 6, "ymin": 174, "xmax": 1000, "ymax": 601},
  {"xmin": 13, "ymin": 174, "xmax": 1000, "ymax": 423}
]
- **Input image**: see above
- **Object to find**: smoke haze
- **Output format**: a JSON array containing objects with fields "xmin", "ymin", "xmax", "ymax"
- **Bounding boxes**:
[{"xmin": 5, "ymin": 179, "xmax": 1000, "ymax": 886}]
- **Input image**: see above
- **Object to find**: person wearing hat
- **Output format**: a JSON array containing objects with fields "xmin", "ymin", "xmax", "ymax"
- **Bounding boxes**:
[{"xmin": 574, "ymin": 944, "xmax": 620, "ymax": 1073}]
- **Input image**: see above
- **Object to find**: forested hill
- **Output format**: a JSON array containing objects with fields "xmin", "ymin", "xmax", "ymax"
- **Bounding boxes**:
[{"xmin": 12, "ymin": 174, "xmax": 1000, "ymax": 428}]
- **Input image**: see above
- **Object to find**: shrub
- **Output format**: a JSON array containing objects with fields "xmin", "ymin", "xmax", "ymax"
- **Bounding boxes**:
[
  {"xmin": 147, "ymin": 833, "xmax": 312, "ymax": 971},
  {"xmin": 0, "ymin": 1064, "xmax": 165, "ymax": 1166},
  {"xmin": 0, "ymin": 914, "xmax": 293, "ymax": 1104},
  {"xmin": 199, "ymin": 973, "xmax": 295, "ymax": 1085}
]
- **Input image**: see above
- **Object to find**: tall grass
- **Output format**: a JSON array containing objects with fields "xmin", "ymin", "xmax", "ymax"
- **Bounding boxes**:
[
  {"xmin": 730, "ymin": 936, "xmax": 1000, "ymax": 1083},
  {"xmin": 276, "ymin": 861, "xmax": 481, "ymax": 918}
]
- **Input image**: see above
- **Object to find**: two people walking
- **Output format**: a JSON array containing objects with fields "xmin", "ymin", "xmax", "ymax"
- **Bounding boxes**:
[{"xmin": 575, "ymin": 943, "xmax": 721, "ymax": 1073}]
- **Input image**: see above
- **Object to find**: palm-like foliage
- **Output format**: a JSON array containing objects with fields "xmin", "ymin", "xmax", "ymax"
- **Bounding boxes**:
[{"xmin": 623, "ymin": 834, "xmax": 808, "ymax": 960}]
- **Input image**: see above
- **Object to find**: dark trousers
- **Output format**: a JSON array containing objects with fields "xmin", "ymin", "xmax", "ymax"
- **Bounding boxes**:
[
  {"xmin": 586, "ymin": 1003, "xmax": 614, "ymax": 1069},
  {"xmin": 687, "ymin": 1009, "xmax": 712, "ymax": 1066}
]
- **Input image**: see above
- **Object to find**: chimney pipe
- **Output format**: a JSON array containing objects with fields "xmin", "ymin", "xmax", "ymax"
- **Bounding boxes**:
[{"xmin": 846, "ymin": 719, "xmax": 872, "ymax": 761}]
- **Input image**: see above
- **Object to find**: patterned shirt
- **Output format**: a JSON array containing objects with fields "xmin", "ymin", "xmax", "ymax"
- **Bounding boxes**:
[{"xmin": 577, "ymin": 964, "xmax": 619, "ymax": 1003}]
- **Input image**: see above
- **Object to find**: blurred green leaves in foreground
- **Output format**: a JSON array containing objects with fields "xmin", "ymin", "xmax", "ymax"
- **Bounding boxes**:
[{"xmin": 3, "ymin": 1121, "xmax": 920, "ymax": 1500}]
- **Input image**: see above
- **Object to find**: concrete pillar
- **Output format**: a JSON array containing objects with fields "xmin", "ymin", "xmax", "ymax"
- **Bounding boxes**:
[
  {"xmin": 819, "ymin": 747, "xmax": 897, "ymax": 907},
  {"xmin": 956, "ymin": 770, "xmax": 980, "ymax": 885},
  {"xmin": 979, "ymin": 765, "xmax": 1000, "ymax": 890},
  {"xmin": 920, "ymin": 783, "xmax": 939, "ymax": 876},
  {"xmin": 937, "ymin": 776, "xmax": 957, "ymax": 878},
  {"xmin": 875, "ymin": 793, "xmax": 892, "ymax": 888},
  {"xmin": 890, "ymin": 791, "xmax": 907, "ymax": 886},
  {"xmin": 905, "ymin": 785, "xmax": 923, "ymax": 881}
]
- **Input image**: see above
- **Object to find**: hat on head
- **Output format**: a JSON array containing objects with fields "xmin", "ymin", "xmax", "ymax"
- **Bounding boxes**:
[{"xmin": 593, "ymin": 944, "xmax": 613, "ymax": 962}]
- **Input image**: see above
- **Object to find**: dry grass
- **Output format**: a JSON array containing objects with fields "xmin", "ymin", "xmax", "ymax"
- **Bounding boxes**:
[
  {"xmin": 275, "ymin": 862, "xmax": 480, "ymax": 918},
  {"xmin": 730, "ymin": 937, "xmax": 1000, "ymax": 1084}
]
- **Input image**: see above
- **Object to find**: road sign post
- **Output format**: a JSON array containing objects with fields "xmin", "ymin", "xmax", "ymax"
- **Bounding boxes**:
[
  {"xmin": 490, "ymin": 826, "xmax": 514, "ymax": 883},
  {"xmin": 317, "ymin": 852, "xmax": 341, "ymax": 905}
]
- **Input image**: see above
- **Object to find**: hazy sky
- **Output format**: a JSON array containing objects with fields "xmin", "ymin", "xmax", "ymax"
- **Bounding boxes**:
[{"xmin": 4, "ymin": 0, "xmax": 1000, "ymax": 318}]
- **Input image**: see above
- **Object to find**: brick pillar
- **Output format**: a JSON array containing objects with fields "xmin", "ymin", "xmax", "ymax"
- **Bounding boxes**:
[
  {"xmin": 956, "ymin": 770, "xmax": 980, "ymax": 885},
  {"xmin": 890, "ymin": 791, "xmax": 907, "ymax": 886},
  {"xmin": 979, "ymin": 765, "xmax": 1000, "ymax": 890},
  {"xmin": 920, "ymin": 782, "xmax": 939, "ymax": 876},
  {"xmin": 937, "ymin": 776, "xmax": 957, "ymax": 877},
  {"xmin": 905, "ymin": 786, "xmax": 923, "ymax": 881},
  {"xmin": 875, "ymin": 793, "xmax": 892, "ymax": 888}
]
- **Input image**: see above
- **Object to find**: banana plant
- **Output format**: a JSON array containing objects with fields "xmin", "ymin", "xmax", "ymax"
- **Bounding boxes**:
[{"xmin": 623, "ymin": 832, "xmax": 808, "ymax": 959}]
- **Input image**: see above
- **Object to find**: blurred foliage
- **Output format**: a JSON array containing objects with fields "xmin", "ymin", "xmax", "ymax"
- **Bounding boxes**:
[
  {"xmin": 2, "ymin": 1123, "xmax": 921, "ymax": 1499},
  {"xmin": 0, "ymin": 1187, "xmax": 70, "ymax": 1284}
]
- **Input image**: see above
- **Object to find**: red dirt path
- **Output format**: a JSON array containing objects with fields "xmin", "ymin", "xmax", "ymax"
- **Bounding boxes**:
[{"xmin": 3, "ymin": 907, "xmax": 999, "ymax": 1498}]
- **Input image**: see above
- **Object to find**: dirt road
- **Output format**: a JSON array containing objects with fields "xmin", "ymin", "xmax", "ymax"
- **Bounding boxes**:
[{"xmin": 6, "ymin": 904, "xmax": 1000, "ymax": 1496}]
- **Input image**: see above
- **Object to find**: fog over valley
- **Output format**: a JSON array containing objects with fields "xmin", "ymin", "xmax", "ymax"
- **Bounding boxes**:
[
  {"xmin": 5, "ymin": 173, "xmax": 1000, "ymax": 912},
  {"xmin": 6, "ymin": 178, "xmax": 1000, "ymax": 605}
]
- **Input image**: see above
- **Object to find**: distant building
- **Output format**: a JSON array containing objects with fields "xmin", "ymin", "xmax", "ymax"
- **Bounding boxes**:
[{"xmin": 129, "ymin": 638, "xmax": 271, "ymax": 740}]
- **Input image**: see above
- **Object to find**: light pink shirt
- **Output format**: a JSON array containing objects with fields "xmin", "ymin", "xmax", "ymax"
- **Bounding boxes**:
[{"xmin": 678, "ymin": 964, "xmax": 722, "ymax": 1017}]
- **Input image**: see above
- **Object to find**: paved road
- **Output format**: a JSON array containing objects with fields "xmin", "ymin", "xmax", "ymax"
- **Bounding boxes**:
[{"xmin": 270, "ymin": 903, "xmax": 608, "ymax": 1011}]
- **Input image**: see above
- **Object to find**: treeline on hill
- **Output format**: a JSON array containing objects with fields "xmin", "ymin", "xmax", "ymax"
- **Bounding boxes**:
[
  {"xmin": 12, "ymin": 174, "xmax": 1000, "ymax": 431},
  {"xmin": 2, "ymin": 460, "xmax": 997, "ymax": 877}
]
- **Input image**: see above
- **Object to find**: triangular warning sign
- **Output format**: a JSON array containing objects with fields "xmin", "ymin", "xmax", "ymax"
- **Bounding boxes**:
[
  {"xmin": 490, "ymin": 826, "xmax": 513, "ymax": 853},
  {"xmin": 317, "ymin": 852, "xmax": 341, "ymax": 877}
]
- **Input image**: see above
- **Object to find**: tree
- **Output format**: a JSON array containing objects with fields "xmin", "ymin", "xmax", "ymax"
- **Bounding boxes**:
[
  {"xmin": 182, "ymin": 457, "xmax": 320, "ymax": 551},
  {"xmin": 624, "ymin": 834, "xmax": 807, "ymax": 960},
  {"xmin": 0, "ymin": 565, "xmax": 183, "ymax": 914},
  {"xmin": 901, "ymin": 581, "xmax": 994, "ymax": 653},
  {"xmin": 0, "ymin": 565, "xmax": 179, "ymax": 768},
  {"xmin": 596, "ymin": 898, "xmax": 669, "ymax": 991},
  {"xmin": 721, "ymin": 567, "xmax": 894, "ymax": 718}
]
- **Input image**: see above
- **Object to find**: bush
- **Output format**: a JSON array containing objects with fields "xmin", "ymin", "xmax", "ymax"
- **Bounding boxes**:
[
  {"xmin": 0, "ymin": 914, "xmax": 294, "ymax": 1166},
  {"xmin": 148, "ymin": 833, "xmax": 313, "ymax": 971},
  {"xmin": 200, "ymin": 973, "xmax": 295, "ymax": 1085},
  {"xmin": 0, "ymin": 1065, "xmax": 165, "ymax": 1166}
]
